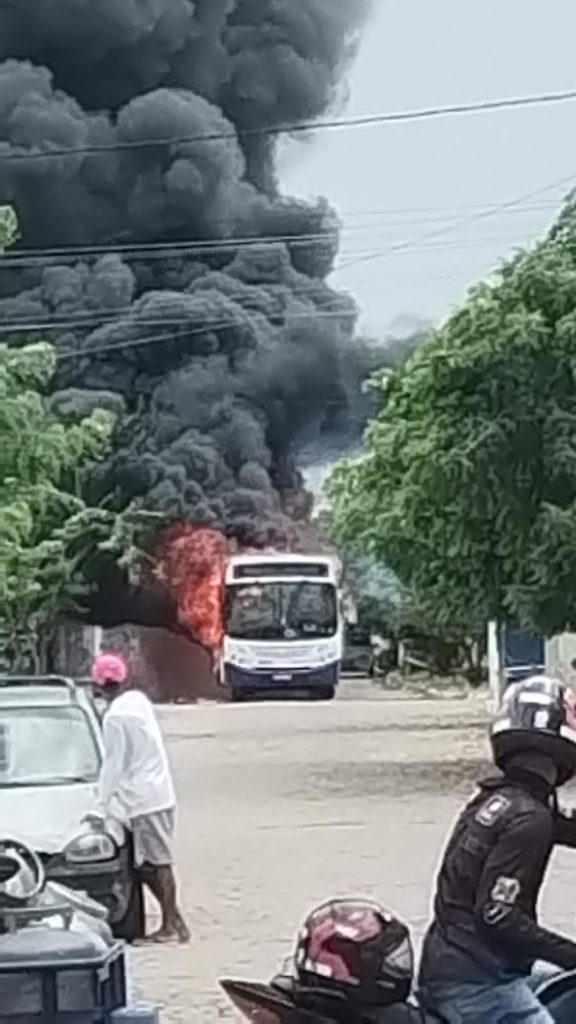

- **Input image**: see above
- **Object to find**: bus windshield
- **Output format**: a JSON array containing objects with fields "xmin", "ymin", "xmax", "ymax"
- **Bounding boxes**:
[{"xmin": 225, "ymin": 582, "xmax": 338, "ymax": 641}]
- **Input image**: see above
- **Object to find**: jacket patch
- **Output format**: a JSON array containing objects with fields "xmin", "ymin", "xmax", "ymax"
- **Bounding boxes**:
[
  {"xmin": 491, "ymin": 876, "xmax": 521, "ymax": 905},
  {"xmin": 483, "ymin": 903, "xmax": 512, "ymax": 926},
  {"xmin": 475, "ymin": 794, "xmax": 511, "ymax": 827}
]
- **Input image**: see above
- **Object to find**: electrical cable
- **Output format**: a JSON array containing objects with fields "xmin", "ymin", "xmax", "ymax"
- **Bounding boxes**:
[
  {"xmin": 339, "ymin": 170, "xmax": 576, "ymax": 271},
  {"xmin": 3, "ymin": 88, "xmax": 576, "ymax": 163},
  {"xmin": 54, "ymin": 307, "xmax": 373, "ymax": 362}
]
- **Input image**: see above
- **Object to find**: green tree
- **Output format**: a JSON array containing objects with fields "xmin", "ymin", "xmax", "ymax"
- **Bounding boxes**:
[
  {"xmin": 329, "ymin": 200, "xmax": 576, "ymax": 638},
  {"xmin": 0, "ymin": 206, "xmax": 18, "ymax": 252},
  {"xmin": 0, "ymin": 342, "xmax": 136, "ymax": 670}
]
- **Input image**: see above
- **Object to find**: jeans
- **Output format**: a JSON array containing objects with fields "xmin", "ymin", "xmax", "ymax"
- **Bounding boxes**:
[{"xmin": 419, "ymin": 979, "xmax": 554, "ymax": 1023}]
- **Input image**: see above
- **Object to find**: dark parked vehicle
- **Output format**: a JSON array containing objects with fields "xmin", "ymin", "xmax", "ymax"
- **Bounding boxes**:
[{"xmin": 341, "ymin": 625, "xmax": 373, "ymax": 676}]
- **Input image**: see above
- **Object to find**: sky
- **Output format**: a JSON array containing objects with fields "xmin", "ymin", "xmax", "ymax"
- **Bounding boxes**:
[{"xmin": 281, "ymin": 0, "xmax": 576, "ymax": 338}]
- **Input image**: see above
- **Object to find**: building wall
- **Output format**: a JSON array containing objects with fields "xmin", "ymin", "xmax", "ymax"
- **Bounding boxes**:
[
  {"xmin": 54, "ymin": 622, "xmax": 222, "ymax": 702},
  {"xmin": 546, "ymin": 633, "xmax": 576, "ymax": 686}
]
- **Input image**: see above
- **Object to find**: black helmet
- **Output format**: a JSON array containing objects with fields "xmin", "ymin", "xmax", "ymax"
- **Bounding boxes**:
[
  {"xmin": 292, "ymin": 899, "xmax": 413, "ymax": 1013},
  {"xmin": 491, "ymin": 676, "xmax": 576, "ymax": 785}
]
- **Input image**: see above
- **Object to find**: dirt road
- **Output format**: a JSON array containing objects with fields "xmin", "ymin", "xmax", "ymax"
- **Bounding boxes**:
[{"xmin": 130, "ymin": 681, "xmax": 576, "ymax": 1021}]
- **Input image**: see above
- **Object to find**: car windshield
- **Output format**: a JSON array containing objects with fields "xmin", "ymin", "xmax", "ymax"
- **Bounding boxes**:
[
  {"xmin": 0, "ymin": 706, "xmax": 100, "ymax": 787},
  {"xmin": 225, "ymin": 581, "xmax": 338, "ymax": 641}
]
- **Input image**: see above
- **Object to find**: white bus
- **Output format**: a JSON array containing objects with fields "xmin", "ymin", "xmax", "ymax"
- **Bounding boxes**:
[{"xmin": 220, "ymin": 553, "xmax": 343, "ymax": 702}]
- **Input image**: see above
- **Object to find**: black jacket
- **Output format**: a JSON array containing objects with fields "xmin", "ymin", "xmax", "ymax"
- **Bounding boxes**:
[{"xmin": 419, "ymin": 770, "xmax": 576, "ymax": 986}]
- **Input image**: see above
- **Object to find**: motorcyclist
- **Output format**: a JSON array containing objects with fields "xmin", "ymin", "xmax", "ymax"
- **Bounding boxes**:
[{"xmin": 418, "ymin": 675, "xmax": 576, "ymax": 1023}]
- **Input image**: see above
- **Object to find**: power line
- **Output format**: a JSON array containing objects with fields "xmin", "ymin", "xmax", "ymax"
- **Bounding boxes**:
[
  {"xmin": 336, "ymin": 200, "xmax": 567, "ymax": 219},
  {"xmin": 338, "ymin": 203, "xmax": 562, "ymax": 229},
  {"xmin": 1, "ymin": 304, "xmax": 349, "ymax": 334},
  {"xmin": 0, "ymin": 231, "xmax": 341, "ymax": 268},
  {"xmin": 0, "ymin": 202, "xmax": 563, "ymax": 336},
  {"xmin": 26, "ymin": 265, "xmax": 505, "ymax": 362},
  {"xmin": 0, "ymin": 260, "xmax": 493, "ymax": 337},
  {"xmin": 0, "ymin": 232, "xmax": 538, "ymax": 280},
  {"xmin": 0, "ymin": 224, "xmax": 562, "ymax": 335},
  {"xmin": 338, "ymin": 170, "xmax": 576, "ymax": 272},
  {"xmin": 337, "ymin": 232, "xmax": 548, "ymax": 260},
  {"xmin": 5, "ymin": 204, "xmax": 563, "ymax": 261},
  {"xmin": 54, "ymin": 308, "xmax": 369, "ymax": 362},
  {"xmin": 0, "ymin": 230, "xmax": 536, "ymax": 335},
  {"xmin": 4, "ymin": 316, "xmax": 213, "ymax": 333},
  {"xmin": 0, "ymin": 183, "xmax": 569, "ymax": 270},
  {"xmin": 0, "ymin": 205, "xmax": 563, "ymax": 272},
  {"xmin": 0, "ymin": 284, "xmax": 357, "ymax": 333},
  {"xmin": 0, "ymin": 175, "xmax": 571, "ymax": 338},
  {"xmin": 56, "ymin": 326, "xmax": 208, "ymax": 361},
  {"xmin": 3, "ymin": 88, "xmax": 576, "ymax": 165}
]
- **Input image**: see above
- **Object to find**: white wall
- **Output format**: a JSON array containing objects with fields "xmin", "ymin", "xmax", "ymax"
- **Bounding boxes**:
[{"xmin": 546, "ymin": 633, "xmax": 576, "ymax": 686}]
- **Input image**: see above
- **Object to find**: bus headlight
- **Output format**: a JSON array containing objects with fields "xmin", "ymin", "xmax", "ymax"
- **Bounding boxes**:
[
  {"xmin": 313, "ymin": 642, "xmax": 339, "ymax": 665},
  {"xmin": 230, "ymin": 646, "xmax": 257, "ymax": 669}
]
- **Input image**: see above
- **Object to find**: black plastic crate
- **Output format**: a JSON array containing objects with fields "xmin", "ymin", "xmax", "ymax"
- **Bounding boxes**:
[{"xmin": 0, "ymin": 940, "xmax": 126, "ymax": 1023}]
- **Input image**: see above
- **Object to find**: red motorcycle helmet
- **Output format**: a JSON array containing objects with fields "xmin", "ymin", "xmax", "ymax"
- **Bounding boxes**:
[{"xmin": 292, "ymin": 899, "xmax": 413, "ymax": 1012}]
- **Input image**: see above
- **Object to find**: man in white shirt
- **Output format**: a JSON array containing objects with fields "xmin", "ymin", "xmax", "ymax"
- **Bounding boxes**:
[{"xmin": 88, "ymin": 652, "xmax": 190, "ymax": 944}]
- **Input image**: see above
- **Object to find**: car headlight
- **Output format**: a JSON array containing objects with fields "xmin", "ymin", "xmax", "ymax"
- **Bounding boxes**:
[{"xmin": 64, "ymin": 832, "xmax": 117, "ymax": 864}]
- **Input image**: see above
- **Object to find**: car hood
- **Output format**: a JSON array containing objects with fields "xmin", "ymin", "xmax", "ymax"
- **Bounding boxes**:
[{"xmin": 0, "ymin": 783, "xmax": 98, "ymax": 854}]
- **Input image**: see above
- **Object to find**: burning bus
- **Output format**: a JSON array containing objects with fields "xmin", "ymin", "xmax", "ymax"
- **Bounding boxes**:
[{"xmin": 220, "ymin": 553, "xmax": 344, "ymax": 702}]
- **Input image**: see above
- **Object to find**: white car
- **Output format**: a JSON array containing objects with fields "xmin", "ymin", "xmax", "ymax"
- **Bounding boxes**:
[{"xmin": 0, "ymin": 675, "xmax": 144, "ymax": 941}]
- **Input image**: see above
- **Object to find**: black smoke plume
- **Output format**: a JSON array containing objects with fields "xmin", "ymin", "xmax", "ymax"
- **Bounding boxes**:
[{"xmin": 0, "ymin": 1, "xmax": 375, "ymax": 621}]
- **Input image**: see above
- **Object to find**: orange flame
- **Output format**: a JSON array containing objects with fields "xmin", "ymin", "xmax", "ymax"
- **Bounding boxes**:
[{"xmin": 155, "ymin": 525, "xmax": 230, "ymax": 652}]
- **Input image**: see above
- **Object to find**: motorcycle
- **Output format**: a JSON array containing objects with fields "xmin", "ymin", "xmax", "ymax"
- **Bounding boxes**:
[
  {"xmin": 0, "ymin": 836, "xmax": 159, "ymax": 1022},
  {"xmin": 220, "ymin": 919, "xmax": 576, "ymax": 1023}
]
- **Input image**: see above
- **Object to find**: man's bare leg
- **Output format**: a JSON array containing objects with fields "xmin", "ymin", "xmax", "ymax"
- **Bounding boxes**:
[{"xmin": 138, "ymin": 864, "xmax": 190, "ymax": 943}]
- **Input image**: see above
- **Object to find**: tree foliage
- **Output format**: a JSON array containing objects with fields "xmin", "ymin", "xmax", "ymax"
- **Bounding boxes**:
[
  {"xmin": 0, "ymin": 206, "xmax": 17, "ymax": 252},
  {"xmin": 329, "ymin": 199, "xmax": 576, "ymax": 638},
  {"xmin": 0, "ymin": 342, "xmax": 136, "ymax": 669},
  {"xmin": 0, "ymin": 208, "xmax": 144, "ymax": 669}
]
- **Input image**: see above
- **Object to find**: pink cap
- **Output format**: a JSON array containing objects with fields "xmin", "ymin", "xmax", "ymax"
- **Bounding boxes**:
[{"xmin": 91, "ymin": 652, "xmax": 129, "ymax": 687}]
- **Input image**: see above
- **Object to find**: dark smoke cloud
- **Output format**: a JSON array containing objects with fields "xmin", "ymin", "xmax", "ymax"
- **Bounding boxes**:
[
  {"xmin": 0, "ymin": 1, "xmax": 368, "ymax": 121},
  {"xmin": 0, "ymin": 0, "xmax": 374, "ymax": 558}
]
